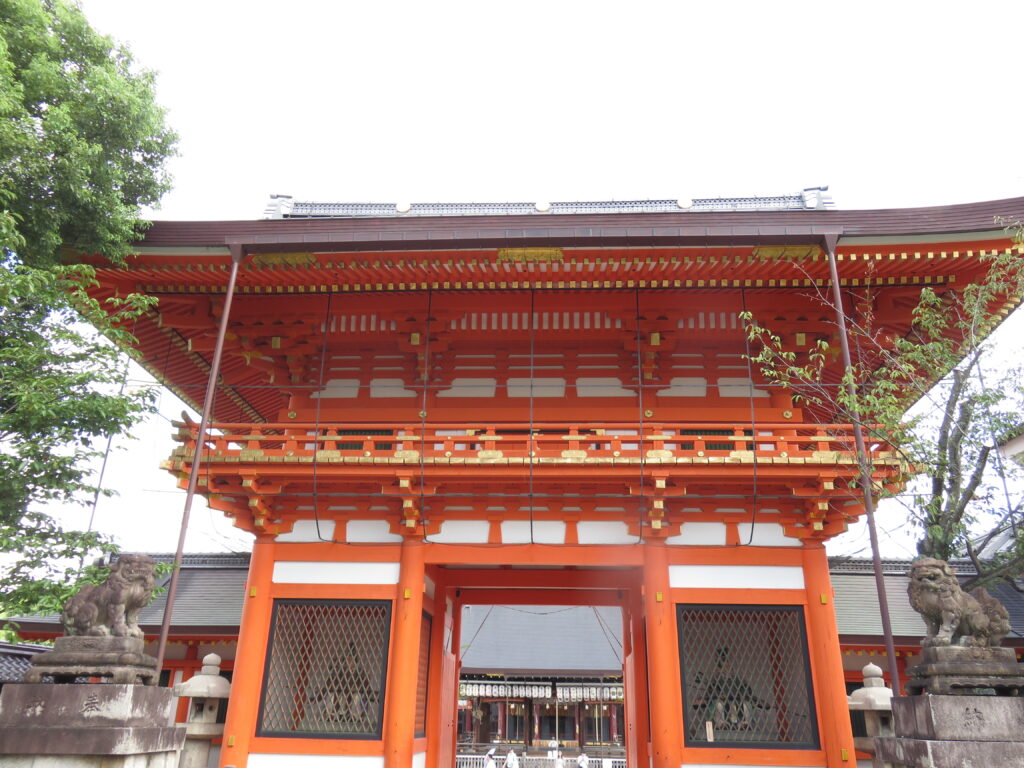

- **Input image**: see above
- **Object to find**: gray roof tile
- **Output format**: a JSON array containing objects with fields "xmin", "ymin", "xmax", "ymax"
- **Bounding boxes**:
[{"xmin": 460, "ymin": 605, "xmax": 623, "ymax": 675}]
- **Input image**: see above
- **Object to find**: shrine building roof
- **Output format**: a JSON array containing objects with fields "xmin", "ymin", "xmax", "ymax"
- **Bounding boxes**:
[{"xmin": 10, "ymin": 557, "xmax": 1023, "ymax": 649}]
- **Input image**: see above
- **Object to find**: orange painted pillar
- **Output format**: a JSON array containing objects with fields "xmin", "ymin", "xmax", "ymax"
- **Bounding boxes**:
[
  {"xmin": 220, "ymin": 535, "xmax": 275, "ymax": 768},
  {"xmin": 802, "ymin": 544, "xmax": 855, "ymax": 767},
  {"xmin": 624, "ymin": 590, "xmax": 651, "ymax": 768},
  {"xmin": 384, "ymin": 535, "xmax": 426, "ymax": 768},
  {"xmin": 642, "ymin": 541, "xmax": 681, "ymax": 768},
  {"xmin": 175, "ymin": 644, "xmax": 201, "ymax": 723},
  {"xmin": 425, "ymin": 579, "xmax": 449, "ymax": 768}
]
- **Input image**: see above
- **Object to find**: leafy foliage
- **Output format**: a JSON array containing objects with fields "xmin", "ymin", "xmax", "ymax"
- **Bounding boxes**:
[
  {"xmin": 0, "ymin": 0, "xmax": 176, "ymax": 267},
  {"xmin": 0, "ymin": 262, "xmax": 157, "ymax": 616},
  {"xmin": 743, "ymin": 245, "xmax": 1024, "ymax": 589},
  {"xmin": 0, "ymin": 0, "xmax": 176, "ymax": 616}
]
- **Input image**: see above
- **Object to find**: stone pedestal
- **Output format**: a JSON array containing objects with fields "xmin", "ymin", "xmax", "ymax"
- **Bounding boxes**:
[
  {"xmin": 905, "ymin": 646, "xmax": 1024, "ymax": 696},
  {"xmin": 0, "ymin": 683, "xmax": 184, "ymax": 767},
  {"xmin": 23, "ymin": 636, "xmax": 158, "ymax": 686},
  {"xmin": 874, "ymin": 694, "xmax": 1024, "ymax": 768}
]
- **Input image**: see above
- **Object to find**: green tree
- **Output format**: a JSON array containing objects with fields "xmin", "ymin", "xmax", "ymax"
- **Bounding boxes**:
[
  {"xmin": 1, "ymin": 0, "xmax": 176, "ymax": 266},
  {"xmin": 0, "ymin": 0, "xmax": 176, "ymax": 616},
  {"xmin": 743, "ymin": 243, "xmax": 1024, "ymax": 589}
]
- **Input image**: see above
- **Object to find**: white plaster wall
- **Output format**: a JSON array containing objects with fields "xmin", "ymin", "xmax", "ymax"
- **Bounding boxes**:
[
  {"xmin": 413, "ymin": 752, "xmax": 427, "ymax": 768},
  {"xmin": 272, "ymin": 561, "xmax": 400, "ymax": 585},
  {"xmin": 668, "ymin": 565, "xmax": 805, "ymax": 589},
  {"xmin": 431, "ymin": 520, "xmax": 491, "ymax": 543},
  {"xmin": 736, "ymin": 522, "xmax": 801, "ymax": 547},
  {"xmin": 249, "ymin": 756, "xmax": 385, "ymax": 768},
  {"xmin": 665, "ymin": 522, "xmax": 726, "ymax": 546},
  {"xmin": 347, "ymin": 519, "xmax": 403, "ymax": 543},
  {"xmin": 576, "ymin": 521, "xmax": 637, "ymax": 544},
  {"xmin": 500, "ymin": 520, "xmax": 566, "ymax": 544},
  {"xmin": 276, "ymin": 519, "xmax": 335, "ymax": 542}
]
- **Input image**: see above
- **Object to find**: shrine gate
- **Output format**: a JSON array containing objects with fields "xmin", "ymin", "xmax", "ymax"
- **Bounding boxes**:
[{"xmin": 87, "ymin": 194, "xmax": 1024, "ymax": 768}]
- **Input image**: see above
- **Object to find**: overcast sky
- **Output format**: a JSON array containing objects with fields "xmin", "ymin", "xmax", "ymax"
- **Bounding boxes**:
[{"xmin": 64, "ymin": 0, "xmax": 1024, "ymax": 558}]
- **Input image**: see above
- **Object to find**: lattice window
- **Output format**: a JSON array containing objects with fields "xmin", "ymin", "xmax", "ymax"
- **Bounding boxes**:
[
  {"xmin": 677, "ymin": 605, "xmax": 818, "ymax": 749},
  {"xmin": 258, "ymin": 599, "xmax": 391, "ymax": 739}
]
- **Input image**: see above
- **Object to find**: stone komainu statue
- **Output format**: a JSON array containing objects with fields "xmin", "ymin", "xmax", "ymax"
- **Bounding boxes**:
[
  {"xmin": 907, "ymin": 557, "xmax": 1011, "ymax": 648},
  {"xmin": 61, "ymin": 554, "xmax": 157, "ymax": 638}
]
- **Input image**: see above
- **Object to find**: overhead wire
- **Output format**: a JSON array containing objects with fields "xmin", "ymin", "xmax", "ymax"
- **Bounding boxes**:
[
  {"xmin": 528, "ymin": 289, "xmax": 536, "ymax": 544},
  {"xmin": 420, "ymin": 290, "xmax": 433, "ymax": 543},
  {"xmin": 312, "ymin": 292, "xmax": 335, "ymax": 542},
  {"xmin": 739, "ymin": 286, "xmax": 761, "ymax": 546},
  {"xmin": 634, "ymin": 288, "xmax": 646, "ymax": 543}
]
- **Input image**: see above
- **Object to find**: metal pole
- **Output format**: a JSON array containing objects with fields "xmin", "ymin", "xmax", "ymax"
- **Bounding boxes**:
[
  {"xmin": 825, "ymin": 242, "xmax": 901, "ymax": 693},
  {"xmin": 155, "ymin": 244, "xmax": 245, "ymax": 672}
]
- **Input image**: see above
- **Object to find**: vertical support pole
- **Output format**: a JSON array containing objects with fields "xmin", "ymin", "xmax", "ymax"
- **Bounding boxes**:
[
  {"xmin": 220, "ymin": 534, "xmax": 274, "ymax": 768},
  {"xmin": 384, "ymin": 536, "xmax": 425, "ymax": 768},
  {"xmin": 803, "ymin": 544, "xmax": 855, "ymax": 768},
  {"xmin": 825, "ymin": 241, "xmax": 901, "ymax": 692},
  {"xmin": 157, "ymin": 243, "xmax": 245, "ymax": 672},
  {"xmin": 642, "ymin": 541, "xmax": 681, "ymax": 768}
]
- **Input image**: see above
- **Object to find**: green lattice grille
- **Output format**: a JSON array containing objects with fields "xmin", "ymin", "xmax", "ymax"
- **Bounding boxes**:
[
  {"xmin": 677, "ymin": 605, "xmax": 818, "ymax": 748},
  {"xmin": 258, "ymin": 599, "xmax": 392, "ymax": 739}
]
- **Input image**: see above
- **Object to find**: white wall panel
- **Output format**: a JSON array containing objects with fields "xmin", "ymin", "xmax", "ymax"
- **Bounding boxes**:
[
  {"xmin": 249, "ymin": 756, "xmax": 385, "ymax": 768},
  {"xmin": 576, "ymin": 521, "xmax": 637, "ymax": 544},
  {"xmin": 431, "ymin": 520, "xmax": 491, "ymax": 544},
  {"xmin": 500, "ymin": 520, "xmax": 566, "ymax": 544},
  {"xmin": 272, "ymin": 561, "xmax": 400, "ymax": 585},
  {"xmin": 668, "ymin": 565, "xmax": 805, "ymax": 590},
  {"xmin": 347, "ymin": 519, "xmax": 403, "ymax": 543},
  {"xmin": 276, "ymin": 519, "xmax": 335, "ymax": 542},
  {"xmin": 665, "ymin": 522, "xmax": 727, "ymax": 546},
  {"xmin": 736, "ymin": 522, "xmax": 801, "ymax": 547}
]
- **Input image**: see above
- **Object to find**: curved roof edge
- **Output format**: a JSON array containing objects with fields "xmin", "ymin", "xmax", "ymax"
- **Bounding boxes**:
[{"xmin": 134, "ymin": 196, "xmax": 1024, "ymax": 251}]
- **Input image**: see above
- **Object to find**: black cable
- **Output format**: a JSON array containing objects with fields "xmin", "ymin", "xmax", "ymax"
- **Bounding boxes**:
[
  {"xmin": 740, "ymin": 287, "xmax": 760, "ymax": 546},
  {"xmin": 420, "ymin": 290, "xmax": 433, "ymax": 543},
  {"xmin": 313, "ymin": 292, "xmax": 335, "ymax": 542},
  {"xmin": 528, "ymin": 289, "xmax": 536, "ymax": 544},
  {"xmin": 634, "ymin": 288, "xmax": 646, "ymax": 542}
]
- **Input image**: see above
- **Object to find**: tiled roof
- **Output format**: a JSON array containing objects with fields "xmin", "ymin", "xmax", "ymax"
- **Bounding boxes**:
[
  {"xmin": 11, "ymin": 554, "xmax": 1023, "ymax": 648},
  {"xmin": 263, "ymin": 189, "xmax": 834, "ymax": 220},
  {"xmin": 830, "ymin": 561, "xmax": 1024, "ymax": 642},
  {"xmin": 460, "ymin": 605, "xmax": 624, "ymax": 675},
  {"xmin": 0, "ymin": 641, "xmax": 49, "ymax": 683},
  {"xmin": 12, "ymin": 552, "xmax": 250, "ymax": 634}
]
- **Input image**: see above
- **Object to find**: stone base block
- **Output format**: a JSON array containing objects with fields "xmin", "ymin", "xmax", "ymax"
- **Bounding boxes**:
[
  {"xmin": 0, "ymin": 683, "xmax": 176, "ymax": 728},
  {"xmin": 24, "ymin": 637, "xmax": 159, "ymax": 686},
  {"xmin": 0, "ymin": 683, "xmax": 184, "ymax": 762},
  {"xmin": 0, "ymin": 752, "xmax": 180, "ymax": 768},
  {"xmin": 874, "ymin": 736, "xmax": 1024, "ymax": 768},
  {"xmin": 891, "ymin": 693, "xmax": 1024, "ymax": 741},
  {"xmin": 906, "ymin": 646, "xmax": 1024, "ymax": 695}
]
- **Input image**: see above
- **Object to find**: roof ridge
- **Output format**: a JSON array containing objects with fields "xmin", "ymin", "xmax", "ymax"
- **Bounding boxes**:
[{"xmin": 264, "ymin": 189, "xmax": 834, "ymax": 219}]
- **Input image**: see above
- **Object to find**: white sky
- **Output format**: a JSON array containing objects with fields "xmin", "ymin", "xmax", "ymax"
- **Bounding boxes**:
[{"xmin": 61, "ymin": 0, "xmax": 1024, "ymax": 558}]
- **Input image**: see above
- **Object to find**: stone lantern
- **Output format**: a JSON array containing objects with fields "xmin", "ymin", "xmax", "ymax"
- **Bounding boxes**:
[{"xmin": 175, "ymin": 653, "xmax": 232, "ymax": 768}]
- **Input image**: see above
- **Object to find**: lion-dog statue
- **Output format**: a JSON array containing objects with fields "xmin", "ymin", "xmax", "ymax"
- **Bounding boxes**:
[
  {"xmin": 907, "ymin": 557, "xmax": 1010, "ymax": 648},
  {"xmin": 61, "ymin": 554, "xmax": 157, "ymax": 638}
]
